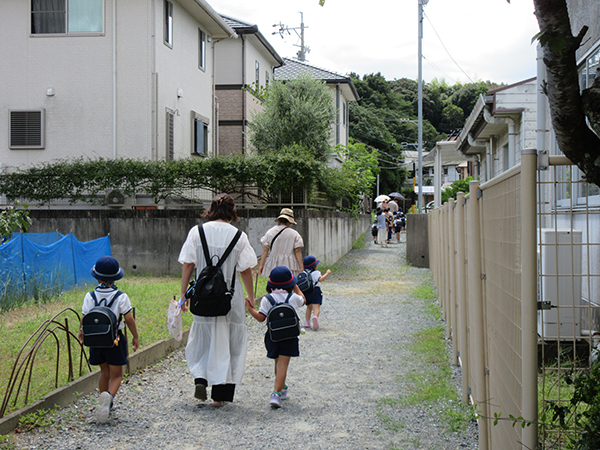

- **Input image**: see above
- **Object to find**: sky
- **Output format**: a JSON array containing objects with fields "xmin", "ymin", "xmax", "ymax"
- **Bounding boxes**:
[{"xmin": 207, "ymin": 0, "xmax": 541, "ymax": 86}]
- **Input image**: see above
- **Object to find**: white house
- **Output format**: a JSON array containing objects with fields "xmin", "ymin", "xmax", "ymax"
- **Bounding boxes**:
[
  {"xmin": 453, "ymin": 78, "xmax": 538, "ymax": 182},
  {"xmin": 1, "ymin": 0, "xmax": 236, "ymax": 173},
  {"xmin": 214, "ymin": 15, "xmax": 284, "ymax": 155}
]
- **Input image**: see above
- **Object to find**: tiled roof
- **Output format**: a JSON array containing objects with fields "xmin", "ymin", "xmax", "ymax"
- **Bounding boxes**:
[
  {"xmin": 218, "ymin": 14, "xmax": 284, "ymax": 66},
  {"xmin": 275, "ymin": 58, "xmax": 351, "ymax": 82},
  {"xmin": 220, "ymin": 15, "xmax": 253, "ymax": 30}
]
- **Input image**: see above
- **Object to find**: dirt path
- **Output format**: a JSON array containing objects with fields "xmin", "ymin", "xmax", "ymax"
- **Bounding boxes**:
[{"xmin": 12, "ymin": 234, "xmax": 478, "ymax": 450}]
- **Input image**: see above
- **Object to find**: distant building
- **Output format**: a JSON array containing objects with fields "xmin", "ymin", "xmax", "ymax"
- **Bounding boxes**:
[
  {"xmin": 214, "ymin": 15, "xmax": 284, "ymax": 155},
  {"xmin": 454, "ymin": 78, "xmax": 537, "ymax": 182}
]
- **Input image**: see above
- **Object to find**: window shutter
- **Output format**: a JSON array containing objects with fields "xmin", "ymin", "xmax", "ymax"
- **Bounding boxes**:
[{"xmin": 9, "ymin": 110, "xmax": 45, "ymax": 149}]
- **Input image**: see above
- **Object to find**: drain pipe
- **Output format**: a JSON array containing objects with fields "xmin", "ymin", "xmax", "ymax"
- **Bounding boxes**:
[{"xmin": 483, "ymin": 108, "xmax": 516, "ymax": 170}]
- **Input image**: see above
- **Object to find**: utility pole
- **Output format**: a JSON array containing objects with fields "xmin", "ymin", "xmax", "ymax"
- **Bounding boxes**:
[
  {"xmin": 273, "ymin": 12, "xmax": 310, "ymax": 62},
  {"xmin": 417, "ymin": 0, "xmax": 428, "ymax": 213}
]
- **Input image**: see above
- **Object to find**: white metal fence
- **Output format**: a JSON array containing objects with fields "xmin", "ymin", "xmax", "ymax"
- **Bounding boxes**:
[{"xmin": 429, "ymin": 152, "xmax": 600, "ymax": 449}]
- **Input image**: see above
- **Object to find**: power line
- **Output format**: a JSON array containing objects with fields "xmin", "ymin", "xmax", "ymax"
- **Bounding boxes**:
[
  {"xmin": 422, "ymin": 55, "xmax": 458, "ymax": 84},
  {"xmin": 424, "ymin": 12, "xmax": 475, "ymax": 84}
]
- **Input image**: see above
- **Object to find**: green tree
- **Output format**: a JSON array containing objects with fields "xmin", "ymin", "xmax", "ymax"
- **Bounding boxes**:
[
  {"xmin": 439, "ymin": 104, "xmax": 465, "ymax": 133},
  {"xmin": 337, "ymin": 139, "xmax": 380, "ymax": 198},
  {"xmin": 0, "ymin": 205, "xmax": 31, "ymax": 242},
  {"xmin": 248, "ymin": 73, "xmax": 336, "ymax": 161},
  {"xmin": 441, "ymin": 177, "xmax": 474, "ymax": 204}
]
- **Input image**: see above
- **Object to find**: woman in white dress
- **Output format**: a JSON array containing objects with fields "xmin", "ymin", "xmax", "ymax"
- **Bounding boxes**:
[
  {"xmin": 178, "ymin": 193, "xmax": 257, "ymax": 406},
  {"xmin": 259, "ymin": 208, "xmax": 304, "ymax": 276}
]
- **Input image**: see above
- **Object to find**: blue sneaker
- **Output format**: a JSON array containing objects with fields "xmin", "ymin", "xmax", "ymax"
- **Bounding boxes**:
[{"xmin": 270, "ymin": 391, "xmax": 282, "ymax": 409}]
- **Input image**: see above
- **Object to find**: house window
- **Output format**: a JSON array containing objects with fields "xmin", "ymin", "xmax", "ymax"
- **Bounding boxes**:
[
  {"xmin": 574, "ymin": 45, "xmax": 600, "ymax": 200},
  {"xmin": 166, "ymin": 109, "xmax": 174, "ymax": 161},
  {"xmin": 255, "ymin": 61, "xmax": 259, "ymax": 85},
  {"xmin": 9, "ymin": 110, "xmax": 45, "ymax": 149},
  {"xmin": 265, "ymin": 71, "xmax": 269, "ymax": 86},
  {"xmin": 164, "ymin": 1, "xmax": 173, "ymax": 48},
  {"xmin": 31, "ymin": 0, "xmax": 104, "ymax": 35},
  {"xmin": 192, "ymin": 113, "xmax": 209, "ymax": 156},
  {"xmin": 342, "ymin": 101, "xmax": 347, "ymax": 126},
  {"xmin": 198, "ymin": 28, "xmax": 206, "ymax": 70}
]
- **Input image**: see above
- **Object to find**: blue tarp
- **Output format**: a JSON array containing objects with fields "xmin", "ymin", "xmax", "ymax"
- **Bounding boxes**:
[{"xmin": 0, "ymin": 232, "xmax": 112, "ymax": 297}]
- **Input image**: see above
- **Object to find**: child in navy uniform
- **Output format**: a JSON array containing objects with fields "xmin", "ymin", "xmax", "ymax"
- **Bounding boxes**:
[
  {"xmin": 371, "ymin": 219, "xmax": 378, "ymax": 244},
  {"xmin": 245, "ymin": 266, "xmax": 305, "ymax": 409},
  {"xmin": 302, "ymin": 255, "xmax": 331, "ymax": 331},
  {"xmin": 78, "ymin": 256, "xmax": 139, "ymax": 423}
]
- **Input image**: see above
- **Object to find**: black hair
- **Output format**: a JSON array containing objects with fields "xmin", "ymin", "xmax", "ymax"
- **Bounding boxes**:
[{"xmin": 202, "ymin": 193, "xmax": 239, "ymax": 222}]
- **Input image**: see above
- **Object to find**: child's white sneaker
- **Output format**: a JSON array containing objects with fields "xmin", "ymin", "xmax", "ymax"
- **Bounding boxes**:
[
  {"xmin": 281, "ymin": 385, "xmax": 288, "ymax": 400},
  {"xmin": 311, "ymin": 315, "xmax": 319, "ymax": 331},
  {"xmin": 304, "ymin": 320, "xmax": 310, "ymax": 328},
  {"xmin": 97, "ymin": 391, "xmax": 112, "ymax": 423},
  {"xmin": 270, "ymin": 391, "xmax": 282, "ymax": 409}
]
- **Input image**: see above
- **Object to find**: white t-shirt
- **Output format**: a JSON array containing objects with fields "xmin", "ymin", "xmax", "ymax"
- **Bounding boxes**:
[
  {"xmin": 82, "ymin": 288, "xmax": 132, "ymax": 331},
  {"xmin": 308, "ymin": 269, "xmax": 322, "ymax": 288},
  {"xmin": 258, "ymin": 290, "xmax": 304, "ymax": 318}
]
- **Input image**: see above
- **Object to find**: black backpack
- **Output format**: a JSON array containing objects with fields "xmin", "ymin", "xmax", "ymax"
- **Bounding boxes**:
[
  {"xmin": 189, "ymin": 224, "xmax": 242, "ymax": 317},
  {"xmin": 265, "ymin": 293, "xmax": 300, "ymax": 342},
  {"xmin": 296, "ymin": 269, "xmax": 315, "ymax": 294},
  {"xmin": 82, "ymin": 291, "xmax": 123, "ymax": 348}
]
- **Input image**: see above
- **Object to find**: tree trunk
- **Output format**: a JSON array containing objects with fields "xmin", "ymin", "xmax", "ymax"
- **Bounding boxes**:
[{"xmin": 534, "ymin": 0, "xmax": 600, "ymax": 186}]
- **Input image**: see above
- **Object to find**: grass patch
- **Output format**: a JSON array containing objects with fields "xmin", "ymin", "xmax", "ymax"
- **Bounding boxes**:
[
  {"xmin": 0, "ymin": 275, "xmax": 191, "ymax": 416},
  {"xmin": 397, "ymin": 323, "xmax": 474, "ymax": 435},
  {"xmin": 352, "ymin": 232, "xmax": 368, "ymax": 250},
  {"xmin": 413, "ymin": 278, "xmax": 437, "ymax": 300},
  {"xmin": 17, "ymin": 408, "xmax": 56, "ymax": 431}
]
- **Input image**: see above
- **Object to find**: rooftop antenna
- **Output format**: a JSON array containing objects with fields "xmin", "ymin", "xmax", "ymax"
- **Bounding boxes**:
[{"xmin": 272, "ymin": 12, "xmax": 310, "ymax": 61}]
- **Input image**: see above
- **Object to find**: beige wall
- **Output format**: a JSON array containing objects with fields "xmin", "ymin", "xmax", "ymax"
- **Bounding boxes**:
[{"xmin": 1, "ymin": 0, "xmax": 224, "ymax": 170}]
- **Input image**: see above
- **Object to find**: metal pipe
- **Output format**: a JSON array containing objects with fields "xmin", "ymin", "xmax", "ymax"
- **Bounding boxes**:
[
  {"xmin": 456, "ymin": 192, "xmax": 469, "ymax": 403},
  {"xmin": 468, "ymin": 180, "xmax": 488, "ymax": 450},
  {"xmin": 520, "ymin": 149, "xmax": 538, "ymax": 449},
  {"xmin": 448, "ymin": 198, "xmax": 458, "ymax": 365},
  {"xmin": 417, "ymin": 0, "xmax": 427, "ymax": 212},
  {"xmin": 112, "ymin": 0, "xmax": 117, "ymax": 158}
]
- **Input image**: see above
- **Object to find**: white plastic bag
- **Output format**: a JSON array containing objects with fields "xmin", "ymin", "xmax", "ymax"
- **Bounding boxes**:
[{"xmin": 167, "ymin": 296, "xmax": 184, "ymax": 341}]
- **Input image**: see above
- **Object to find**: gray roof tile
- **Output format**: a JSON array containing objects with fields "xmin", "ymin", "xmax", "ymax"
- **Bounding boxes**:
[{"xmin": 275, "ymin": 58, "xmax": 351, "ymax": 82}]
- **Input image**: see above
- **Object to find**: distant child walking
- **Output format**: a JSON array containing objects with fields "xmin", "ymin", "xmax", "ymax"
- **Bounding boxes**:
[
  {"xmin": 371, "ymin": 219, "xmax": 379, "ymax": 244},
  {"xmin": 245, "ymin": 266, "xmax": 305, "ymax": 409},
  {"xmin": 78, "ymin": 256, "xmax": 139, "ymax": 423},
  {"xmin": 302, "ymin": 255, "xmax": 331, "ymax": 331}
]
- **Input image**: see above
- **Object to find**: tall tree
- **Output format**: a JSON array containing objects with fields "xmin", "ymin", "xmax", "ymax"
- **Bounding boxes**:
[
  {"xmin": 248, "ymin": 73, "xmax": 336, "ymax": 161},
  {"xmin": 534, "ymin": 0, "xmax": 600, "ymax": 186}
]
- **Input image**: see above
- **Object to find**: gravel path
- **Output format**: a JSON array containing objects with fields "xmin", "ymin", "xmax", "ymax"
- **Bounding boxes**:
[{"xmin": 12, "ymin": 233, "xmax": 478, "ymax": 450}]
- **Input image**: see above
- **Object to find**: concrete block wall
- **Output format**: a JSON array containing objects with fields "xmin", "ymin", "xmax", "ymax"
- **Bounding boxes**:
[
  {"xmin": 406, "ymin": 213, "xmax": 429, "ymax": 268},
  {"xmin": 26, "ymin": 209, "xmax": 371, "ymax": 277}
]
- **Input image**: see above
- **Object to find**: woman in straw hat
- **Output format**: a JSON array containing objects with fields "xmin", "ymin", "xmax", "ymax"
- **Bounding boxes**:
[{"xmin": 259, "ymin": 208, "xmax": 304, "ymax": 276}]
